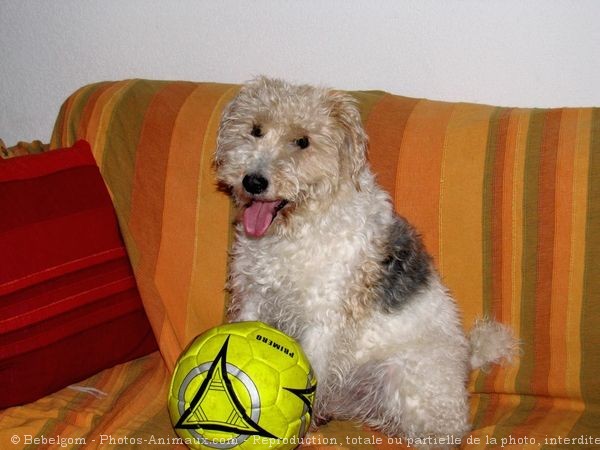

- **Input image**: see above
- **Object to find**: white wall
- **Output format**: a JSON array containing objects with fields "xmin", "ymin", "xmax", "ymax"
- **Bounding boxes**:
[{"xmin": 1, "ymin": 0, "xmax": 599, "ymax": 145}]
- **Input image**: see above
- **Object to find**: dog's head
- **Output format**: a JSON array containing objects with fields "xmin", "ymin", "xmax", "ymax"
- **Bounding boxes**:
[{"xmin": 215, "ymin": 76, "xmax": 368, "ymax": 238}]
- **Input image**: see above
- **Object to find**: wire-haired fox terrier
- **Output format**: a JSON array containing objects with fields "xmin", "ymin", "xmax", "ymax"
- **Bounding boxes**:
[{"xmin": 215, "ymin": 77, "xmax": 517, "ymax": 446}]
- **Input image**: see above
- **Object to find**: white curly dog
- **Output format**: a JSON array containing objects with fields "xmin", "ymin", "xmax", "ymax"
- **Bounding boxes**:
[{"xmin": 215, "ymin": 77, "xmax": 516, "ymax": 447}]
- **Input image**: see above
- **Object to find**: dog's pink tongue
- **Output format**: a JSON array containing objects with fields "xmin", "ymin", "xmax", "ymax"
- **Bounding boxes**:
[{"xmin": 243, "ymin": 200, "xmax": 280, "ymax": 237}]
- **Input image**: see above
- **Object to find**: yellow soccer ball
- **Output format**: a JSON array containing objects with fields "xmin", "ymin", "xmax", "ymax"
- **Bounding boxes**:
[{"xmin": 168, "ymin": 321, "xmax": 317, "ymax": 450}]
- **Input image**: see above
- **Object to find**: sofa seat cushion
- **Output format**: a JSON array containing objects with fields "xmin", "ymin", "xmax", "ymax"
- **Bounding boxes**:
[
  {"xmin": 0, "ymin": 141, "xmax": 157, "ymax": 408},
  {"xmin": 0, "ymin": 353, "xmax": 592, "ymax": 450}
]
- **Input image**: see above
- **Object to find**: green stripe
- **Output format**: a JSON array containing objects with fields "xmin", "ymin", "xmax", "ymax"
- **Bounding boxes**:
[
  {"xmin": 474, "ymin": 107, "xmax": 504, "ymax": 399},
  {"xmin": 472, "ymin": 108, "xmax": 517, "ymax": 430},
  {"xmin": 570, "ymin": 107, "xmax": 600, "ymax": 437},
  {"xmin": 350, "ymin": 90, "xmax": 387, "ymax": 125},
  {"xmin": 514, "ymin": 109, "xmax": 546, "ymax": 396},
  {"xmin": 489, "ymin": 108, "xmax": 546, "ymax": 442},
  {"xmin": 50, "ymin": 82, "xmax": 110, "ymax": 148},
  {"xmin": 581, "ymin": 107, "xmax": 600, "ymax": 401},
  {"xmin": 481, "ymin": 107, "xmax": 504, "ymax": 319},
  {"xmin": 470, "ymin": 393, "xmax": 493, "ymax": 430},
  {"xmin": 492, "ymin": 395, "xmax": 536, "ymax": 443},
  {"xmin": 101, "ymin": 79, "xmax": 169, "ymax": 262}
]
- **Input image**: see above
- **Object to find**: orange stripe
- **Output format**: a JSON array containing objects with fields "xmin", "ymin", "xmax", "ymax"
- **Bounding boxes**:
[
  {"xmin": 506, "ymin": 396, "xmax": 583, "ymax": 445},
  {"xmin": 494, "ymin": 109, "xmax": 527, "ymax": 396},
  {"xmin": 129, "ymin": 82, "xmax": 199, "ymax": 365},
  {"xmin": 153, "ymin": 83, "xmax": 237, "ymax": 353},
  {"xmin": 394, "ymin": 100, "xmax": 456, "ymax": 260},
  {"xmin": 547, "ymin": 109, "xmax": 578, "ymax": 398},
  {"xmin": 364, "ymin": 94, "xmax": 420, "ymax": 199},
  {"xmin": 531, "ymin": 109, "xmax": 562, "ymax": 395},
  {"xmin": 187, "ymin": 85, "xmax": 239, "ymax": 336},
  {"xmin": 129, "ymin": 82, "xmax": 198, "ymax": 273},
  {"xmin": 154, "ymin": 85, "xmax": 213, "ymax": 345},
  {"xmin": 471, "ymin": 393, "xmax": 522, "ymax": 445},
  {"xmin": 75, "ymin": 82, "xmax": 115, "ymax": 140},
  {"xmin": 509, "ymin": 396, "xmax": 554, "ymax": 442}
]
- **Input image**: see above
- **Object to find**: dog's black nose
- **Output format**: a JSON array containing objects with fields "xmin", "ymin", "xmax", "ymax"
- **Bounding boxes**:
[{"xmin": 243, "ymin": 173, "xmax": 269, "ymax": 195}]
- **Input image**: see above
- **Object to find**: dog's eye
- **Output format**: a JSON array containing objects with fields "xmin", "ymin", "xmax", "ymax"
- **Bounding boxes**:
[
  {"xmin": 295, "ymin": 136, "xmax": 310, "ymax": 149},
  {"xmin": 251, "ymin": 124, "xmax": 263, "ymax": 138}
]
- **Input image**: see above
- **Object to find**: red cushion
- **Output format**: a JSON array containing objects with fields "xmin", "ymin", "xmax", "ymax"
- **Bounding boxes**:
[{"xmin": 0, "ymin": 141, "xmax": 157, "ymax": 408}]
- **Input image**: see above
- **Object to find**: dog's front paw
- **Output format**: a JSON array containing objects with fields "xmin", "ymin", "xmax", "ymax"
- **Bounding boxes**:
[{"xmin": 310, "ymin": 411, "xmax": 332, "ymax": 430}]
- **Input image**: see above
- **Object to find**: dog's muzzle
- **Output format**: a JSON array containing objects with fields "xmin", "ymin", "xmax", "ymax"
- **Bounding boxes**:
[{"xmin": 240, "ymin": 173, "xmax": 288, "ymax": 238}]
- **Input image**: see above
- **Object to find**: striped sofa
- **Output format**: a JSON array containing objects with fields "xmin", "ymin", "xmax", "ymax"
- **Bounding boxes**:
[{"xmin": 1, "ymin": 79, "xmax": 598, "ymax": 449}]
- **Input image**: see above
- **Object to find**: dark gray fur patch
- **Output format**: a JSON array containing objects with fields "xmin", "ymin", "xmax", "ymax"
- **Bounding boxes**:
[{"xmin": 374, "ymin": 216, "xmax": 432, "ymax": 313}]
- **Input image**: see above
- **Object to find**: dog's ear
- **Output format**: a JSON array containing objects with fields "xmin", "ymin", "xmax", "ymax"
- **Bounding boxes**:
[
  {"xmin": 214, "ymin": 98, "xmax": 233, "ymax": 169},
  {"xmin": 327, "ymin": 91, "xmax": 368, "ymax": 191},
  {"xmin": 214, "ymin": 85, "xmax": 245, "ymax": 169}
]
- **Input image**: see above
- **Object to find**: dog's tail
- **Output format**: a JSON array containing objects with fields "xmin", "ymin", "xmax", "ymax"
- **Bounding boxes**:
[{"xmin": 468, "ymin": 318, "xmax": 519, "ymax": 371}]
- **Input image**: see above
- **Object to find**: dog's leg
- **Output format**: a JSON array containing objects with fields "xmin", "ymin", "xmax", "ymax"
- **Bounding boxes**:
[
  {"xmin": 300, "ymin": 325, "xmax": 336, "ymax": 379},
  {"xmin": 326, "ymin": 348, "xmax": 470, "ymax": 449},
  {"xmin": 227, "ymin": 292, "xmax": 262, "ymax": 322},
  {"xmin": 372, "ymin": 352, "xmax": 470, "ymax": 449}
]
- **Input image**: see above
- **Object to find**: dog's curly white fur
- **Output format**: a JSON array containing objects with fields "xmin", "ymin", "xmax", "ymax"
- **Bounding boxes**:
[{"xmin": 215, "ymin": 77, "xmax": 516, "ymax": 446}]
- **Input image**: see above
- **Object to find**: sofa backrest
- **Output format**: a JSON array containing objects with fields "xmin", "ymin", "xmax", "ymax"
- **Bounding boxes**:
[{"xmin": 51, "ymin": 80, "xmax": 599, "ymax": 418}]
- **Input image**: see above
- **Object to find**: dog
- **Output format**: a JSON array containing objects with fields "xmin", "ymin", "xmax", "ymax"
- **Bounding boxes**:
[{"xmin": 214, "ymin": 77, "xmax": 516, "ymax": 447}]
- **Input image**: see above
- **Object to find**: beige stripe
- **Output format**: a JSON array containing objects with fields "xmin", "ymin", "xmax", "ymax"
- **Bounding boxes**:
[
  {"xmin": 439, "ymin": 103, "xmax": 494, "ymax": 326},
  {"xmin": 502, "ymin": 109, "xmax": 531, "ymax": 394}
]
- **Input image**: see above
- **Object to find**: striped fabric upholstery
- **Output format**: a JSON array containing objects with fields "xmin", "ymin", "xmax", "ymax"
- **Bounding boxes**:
[
  {"xmin": 43, "ymin": 80, "xmax": 598, "ymax": 448},
  {"xmin": 52, "ymin": 80, "xmax": 239, "ymax": 369},
  {"xmin": 0, "ymin": 353, "xmax": 177, "ymax": 449}
]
